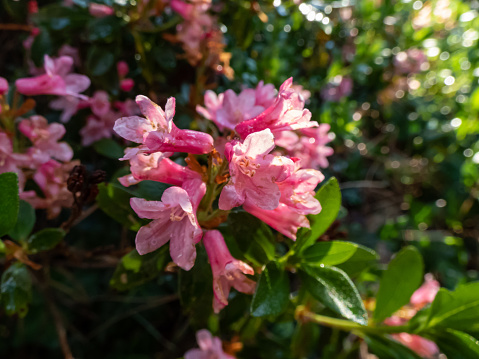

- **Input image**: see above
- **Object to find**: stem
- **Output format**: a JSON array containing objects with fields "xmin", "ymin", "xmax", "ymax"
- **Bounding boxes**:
[{"xmin": 296, "ymin": 307, "xmax": 411, "ymax": 335}]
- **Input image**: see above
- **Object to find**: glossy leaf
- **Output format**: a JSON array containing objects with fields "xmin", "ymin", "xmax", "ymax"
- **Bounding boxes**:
[
  {"xmin": 250, "ymin": 262, "xmax": 289, "ymax": 317},
  {"xmin": 425, "ymin": 329, "xmax": 479, "ymax": 359},
  {"xmin": 365, "ymin": 334, "xmax": 423, "ymax": 359},
  {"xmin": 0, "ymin": 262, "xmax": 32, "ymax": 318},
  {"xmin": 110, "ymin": 247, "xmax": 170, "ymax": 291},
  {"xmin": 374, "ymin": 246, "xmax": 424, "ymax": 323},
  {"xmin": 296, "ymin": 177, "xmax": 341, "ymax": 251},
  {"xmin": 26, "ymin": 228, "xmax": 65, "ymax": 253},
  {"xmin": 93, "ymin": 138, "xmax": 124, "ymax": 159},
  {"xmin": 336, "ymin": 244, "xmax": 378, "ymax": 277},
  {"xmin": 300, "ymin": 241, "xmax": 358, "ymax": 266},
  {"xmin": 301, "ymin": 264, "xmax": 368, "ymax": 325},
  {"xmin": 8, "ymin": 201, "xmax": 35, "ymax": 242},
  {"xmin": 0, "ymin": 172, "xmax": 19, "ymax": 238}
]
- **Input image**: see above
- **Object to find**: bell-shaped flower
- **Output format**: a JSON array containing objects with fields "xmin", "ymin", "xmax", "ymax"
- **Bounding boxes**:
[
  {"xmin": 277, "ymin": 163, "xmax": 324, "ymax": 215},
  {"xmin": 118, "ymin": 150, "xmax": 200, "ymax": 187},
  {"xmin": 18, "ymin": 115, "xmax": 73, "ymax": 163},
  {"xmin": 114, "ymin": 95, "xmax": 214, "ymax": 154},
  {"xmin": 219, "ymin": 129, "xmax": 295, "ymax": 211},
  {"xmin": 243, "ymin": 202, "xmax": 310, "ymax": 240},
  {"xmin": 184, "ymin": 329, "xmax": 234, "ymax": 359},
  {"xmin": 214, "ymin": 89, "xmax": 265, "ymax": 131},
  {"xmin": 130, "ymin": 179, "xmax": 206, "ymax": 270},
  {"xmin": 235, "ymin": 77, "xmax": 318, "ymax": 138},
  {"xmin": 16, "ymin": 55, "xmax": 90, "ymax": 98},
  {"xmin": 196, "ymin": 90, "xmax": 224, "ymax": 125},
  {"xmin": 203, "ymin": 230, "xmax": 256, "ymax": 313}
]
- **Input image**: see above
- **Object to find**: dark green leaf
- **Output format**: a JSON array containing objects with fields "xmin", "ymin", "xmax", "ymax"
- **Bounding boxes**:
[
  {"xmin": 1, "ymin": 262, "xmax": 32, "ymax": 318},
  {"xmin": 0, "ymin": 172, "xmax": 19, "ymax": 238},
  {"xmin": 93, "ymin": 138, "xmax": 124, "ymax": 159},
  {"xmin": 96, "ymin": 182, "xmax": 145, "ymax": 231},
  {"xmin": 365, "ymin": 334, "xmax": 423, "ymax": 359},
  {"xmin": 110, "ymin": 247, "xmax": 170, "ymax": 291},
  {"xmin": 415, "ymin": 282, "xmax": 479, "ymax": 334},
  {"xmin": 296, "ymin": 177, "xmax": 341, "ymax": 251},
  {"xmin": 301, "ymin": 265, "xmax": 368, "ymax": 325},
  {"xmin": 87, "ymin": 46, "xmax": 115, "ymax": 76},
  {"xmin": 250, "ymin": 262, "xmax": 289, "ymax": 317},
  {"xmin": 374, "ymin": 246, "xmax": 424, "ymax": 322},
  {"xmin": 26, "ymin": 228, "xmax": 65, "ymax": 253},
  {"xmin": 300, "ymin": 241, "xmax": 358, "ymax": 266},
  {"xmin": 30, "ymin": 28, "xmax": 53, "ymax": 66},
  {"xmin": 87, "ymin": 16, "xmax": 122, "ymax": 42},
  {"xmin": 336, "ymin": 244, "xmax": 378, "ymax": 277},
  {"xmin": 8, "ymin": 201, "xmax": 35, "ymax": 242},
  {"xmin": 425, "ymin": 329, "xmax": 479, "ymax": 359}
]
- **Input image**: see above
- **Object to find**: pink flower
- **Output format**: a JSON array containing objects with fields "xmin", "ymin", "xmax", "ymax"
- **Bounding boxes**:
[
  {"xmin": 214, "ymin": 89, "xmax": 265, "ymax": 131},
  {"xmin": 410, "ymin": 274, "xmax": 440, "ymax": 309},
  {"xmin": 321, "ymin": 76, "xmax": 353, "ymax": 102},
  {"xmin": 243, "ymin": 202, "xmax": 310, "ymax": 240},
  {"xmin": 114, "ymin": 99, "xmax": 140, "ymax": 116},
  {"xmin": 0, "ymin": 132, "xmax": 28, "ymax": 189},
  {"xmin": 49, "ymin": 96, "xmax": 81, "ymax": 123},
  {"xmin": 80, "ymin": 111, "xmax": 118, "ymax": 146},
  {"xmin": 294, "ymin": 124, "xmax": 334, "ymax": 169},
  {"xmin": 277, "ymin": 164, "xmax": 324, "ymax": 215},
  {"xmin": 391, "ymin": 333, "xmax": 439, "ymax": 359},
  {"xmin": 114, "ymin": 95, "xmax": 214, "ymax": 154},
  {"xmin": 120, "ymin": 78, "xmax": 135, "ymax": 92},
  {"xmin": 0, "ymin": 77, "xmax": 8, "ymax": 95},
  {"xmin": 184, "ymin": 329, "xmax": 234, "ymax": 359},
  {"xmin": 118, "ymin": 151, "xmax": 200, "ymax": 188},
  {"xmin": 116, "ymin": 61, "xmax": 129, "ymax": 77},
  {"xmin": 203, "ymin": 230, "xmax": 256, "ymax": 313},
  {"xmin": 170, "ymin": 0, "xmax": 194, "ymax": 20},
  {"xmin": 236, "ymin": 78, "xmax": 318, "ymax": 139},
  {"xmin": 196, "ymin": 90, "xmax": 224, "ymax": 124},
  {"xmin": 89, "ymin": 91, "xmax": 111, "ymax": 118},
  {"xmin": 218, "ymin": 129, "xmax": 295, "ymax": 211},
  {"xmin": 130, "ymin": 180, "xmax": 206, "ymax": 270},
  {"xmin": 254, "ymin": 80, "xmax": 276, "ymax": 108},
  {"xmin": 89, "ymin": 3, "xmax": 115, "ymax": 17},
  {"xmin": 18, "ymin": 116, "xmax": 73, "ymax": 163},
  {"xmin": 58, "ymin": 45, "xmax": 81, "ymax": 66},
  {"xmin": 16, "ymin": 55, "xmax": 90, "ymax": 98}
]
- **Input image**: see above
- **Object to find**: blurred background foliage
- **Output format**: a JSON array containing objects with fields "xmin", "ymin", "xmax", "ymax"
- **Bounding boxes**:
[{"xmin": 1, "ymin": 0, "xmax": 479, "ymax": 358}]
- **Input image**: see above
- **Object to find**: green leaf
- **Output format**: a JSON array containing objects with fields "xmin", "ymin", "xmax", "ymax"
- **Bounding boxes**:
[
  {"xmin": 0, "ymin": 172, "xmax": 19, "ymax": 238},
  {"xmin": 226, "ymin": 212, "xmax": 276, "ymax": 266},
  {"xmin": 300, "ymin": 241, "xmax": 358, "ymax": 266},
  {"xmin": 336, "ymin": 244, "xmax": 378, "ymax": 277},
  {"xmin": 365, "ymin": 334, "xmax": 423, "ymax": 359},
  {"xmin": 93, "ymin": 138, "xmax": 124, "ymax": 159},
  {"xmin": 86, "ymin": 46, "xmax": 115, "ymax": 76},
  {"xmin": 374, "ymin": 246, "xmax": 424, "ymax": 323},
  {"xmin": 425, "ymin": 329, "xmax": 479, "ymax": 359},
  {"xmin": 1, "ymin": 262, "xmax": 32, "ymax": 318},
  {"xmin": 415, "ymin": 282, "xmax": 479, "ymax": 333},
  {"xmin": 87, "ymin": 16, "xmax": 122, "ymax": 42},
  {"xmin": 26, "ymin": 228, "xmax": 65, "ymax": 253},
  {"xmin": 30, "ymin": 28, "xmax": 53, "ymax": 66},
  {"xmin": 301, "ymin": 264, "xmax": 368, "ymax": 325},
  {"xmin": 250, "ymin": 262, "xmax": 289, "ymax": 317},
  {"xmin": 96, "ymin": 182, "xmax": 145, "ymax": 231},
  {"xmin": 8, "ymin": 201, "xmax": 35, "ymax": 242},
  {"xmin": 296, "ymin": 177, "xmax": 341, "ymax": 251},
  {"xmin": 110, "ymin": 247, "xmax": 170, "ymax": 291}
]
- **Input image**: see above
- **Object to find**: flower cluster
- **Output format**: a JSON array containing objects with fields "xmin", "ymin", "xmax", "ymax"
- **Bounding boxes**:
[{"xmin": 114, "ymin": 78, "xmax": 332, "ymax": 311}]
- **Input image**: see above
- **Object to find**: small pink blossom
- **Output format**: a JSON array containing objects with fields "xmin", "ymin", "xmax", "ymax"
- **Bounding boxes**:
[
  {"xmin": 0, "ymin": 77, "xmax": 8, "ymax": 95},
  {"xmin": 16, "ymin": 55, "xmax": 90, "ymax": 98},
  {"xmin": 218, "ymin": 129, "xmax": 295, "ymax": 211},
  {"xmin": 120, "ymin": 78, "xmax": 135, "ymax": 92},
  {"xmin": 80, "ymin": 111, "xmax": 118, "ymax": 146},
  {"xmin": 130, "ymin": 180, "xmax": 206, "ymax": 270},
  {"xmin": 203, "ymin": 230, "xmax": 256, "ymax": 313},
  {"xmin": 113, "ymin": 99, "xmax": 140, "ymax": 116},
  {"xmin": 170, "ymin": 0, "xmax": 194, "ymax": 20},
  {"xmin": 18, "ymin": 116, "xmax": 73, "ymax": 163},
  {"xmin": 196, "ymin": 90, "xmax": 224, "ymax": 124},
  {"xmin": 243, "ymin": 202, "xmax": 310, "ymax": 240},
  {"xmin": 0, "ymin": 132, "xmax": 28, "ymax": 188},
  {"xmin": 116, "ymin": 61, "xmax": 129, "ymax": 78},
  {"xmin": 295, "ymin": 125, "xmax": 334, "ymax": 169},
  {"xmin": 410, "ymin": 274, "xmax": 440, "ymax": 309},
  {"xmin": 214, "ymin": 89, "xmax": 265, "ymax": 131},
  {"xmin": 277, "ymin": 163, "xmax": 324, "ymax": 215},
  {"xmin": 89, "ymin": 91, "xmax": 111, "ymax": 118},
  {"xmin": 58, "ymin": 45, "xmax": 81, "ymax": 66},
  {"xmin": 236, "ymin": 78, "xmax": 318, "ymax": 138},
  {"xmin": 254, "ymin": 80, "xmax": 276, "ymax": 108},
  {"xmin": 184, "ymin": 329, "xmax": 234, "ymax": 359},
  {"xmin": 89, "ymin": 3, "xmax": 115, "ymax": 17},
  {"xmin": 114, "ymin": 95, "xmax": 214, "ymax": 154},
  {"xmin": 49, "ymin": 96, "xmax": 81, "ymax": 123},
  {"xmin": 321, "ymin": 76, "xmax": 353, "ymax": 102},
  {"xmin": 118, "ymin": 151, "xmax": 200, "ymax": 188}
]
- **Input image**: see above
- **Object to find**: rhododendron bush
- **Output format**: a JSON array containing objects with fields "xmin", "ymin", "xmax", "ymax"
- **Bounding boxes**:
[{"xmin": 1, "ymin": 0, "xmax": 479, "ymax": 358}]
